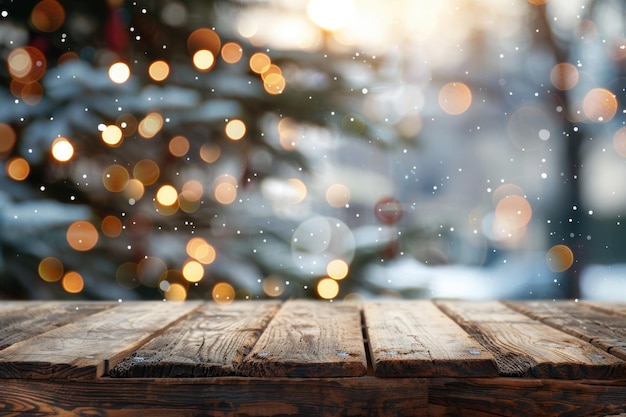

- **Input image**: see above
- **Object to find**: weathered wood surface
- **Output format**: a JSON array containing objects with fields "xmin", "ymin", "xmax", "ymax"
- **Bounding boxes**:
[
  {"xmin": 0, "ymin": 301, "xmax": 200, "ymax": 379},
  {"xmin": 240, "ymin": 300, "xmax": 367, "ymax": 377},
  {"xmin": 364, "ymin": 300, "xmax": 498, "ymax": 377},
  {"xmin": 111, "ymin": 301, "xmax": 280, "ymax": 377},
  {"xmin": 0, "ymin": 299, "xmax": 626, "ymax": 417}
]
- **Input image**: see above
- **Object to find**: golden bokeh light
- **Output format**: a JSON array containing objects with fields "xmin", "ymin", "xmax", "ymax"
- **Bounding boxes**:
[
  {"xmin": 249, "ymin": 52, "xmax": 271, "ymax": 74},
  {"xmin": 133, "ymin": 159, "xmax": 160, "ymax": 185},
  {"xmin": 187, "ymin": 28, "xmax": 221, "ymax": 56},
  {"xmin": 262, "ymin": 275, "xmax": 285, "ymax": 297},
  {"xmin": 62, "ymin": 271, "xmax": 84, "ymax": 294},
  {"xmin": 326, "ymin": 183, "xmax": 351, "ymax": 207},
  {"xmin": 138, "ymin": 112, "xmax": 164, "ymax": 138},
  {"xmin": 613, "ymin": 127, "xmax": 626, "ymax": 158},
  {"xmin": 168, "ymin": 135, "xmax": 190, "ymax": 157},
  {"xmin": 221, "ymin": 42, "xmax": 243, "ymax": 64},
  {"xmin": 528, "ymin": 0, "xmax": 547, "ymax": 4},
  {"xmin": 102, "ymin": 164, "xmax": 130, "ymax": 193},
  {"xmin": 7, "ymin": 46, "xmax": 46, "ymax": 82},
  {"xmin": 6, "ymin": 157, "xmax": 30, "ymax": 181},
  {"xmin": 277, "ymin": 117, "xmax": 299, "ymax": 150},
  {"xmin": 148, "ymin": 60, "xmax": 170, "ymax": 82},
  {"xmin": 492, "ymin": 183, "xmax": 525, "ymax": 206},
  {"xmin": 66, "ymin": 220, "xmax": 99, "ymax": 251},
  {"xmin": 285, "ymin": 178, "xmax": 307, "ymax": 204},
  {"xmin": 108, "ymin": 62, "xmax": 131, "ymax": 84},
  {"xmin": 101, "ymin": 125, "xmax": 123, "ymax": 147},
  {"xmin": 317, "ymin": 277, "xmax": 340, "ymax": 299},
  {"xmin": 182, "ymin": 180, "xmax": 203, "ymax": 201},
  {"xmin": 327, "ymin": 259, "xmax": 349, "ymax": 280},
  {"xmin": 11, "ymin": 79, "xmax": 44, "ymax": 105},
  {"xmin": 439, "ymin": 82, "xmax": 472, "ymax": 115},
  {"xmin": 225, "ymin": 119, "xmax": 246, "ymax": 140},
  {"xmin": 116, "ymin": 113, "xmax": 138, "ymax": 137},
  {"xmin": 200, "ymin": 143, "xmax": 221, "ymax": 163},
  {"xmin": 307, "ymin": 0, "xmax": 354, "ymax": 31},
  {"xmin": 263, "ymin": 73, "xmax": 286, "ymax": 95},
  {"xmin": 58, "ymin": 51, "xmax": 79, "ymax": 65},
  {"xmin": 583, "ymin": 88, "xmax": 618, "ymax": 123},
  {"xmin": 550, "ymin": 63, "xmax": 579, "ymax": 91},
  {"xmin": 0, "ymin": 123, "xmax": 16, "ymax": 157},
  {"xmin": 214, "ymin": 182, "xmax": 237, "ymax": 204},
  {"xmin": 192, "ymin": 50, "xmax": 215, "ymax": 71},
  {"xmin": 38, "ymin": 257, "xmax": 64, "ymax": 282},
  {"xmin": 493, "ymin": 194, "xmax": 532, "ymax": 242},
  {"xmin": 51, "ymin": 137, "xmax": 74, "ymax": 162},
  {"xmin": 546, "ymin": 244, "xmax": 574, "ymax": 272},
  {"xmin": 30, "ymin": 0, "xmax": 65, "ymax": 32},
  {"xmin": 212, "ymin": 282, "xmax": 235, "ymax": 304},
  {"xmin": 182, "ymin": 259, "xmax": 204, "ymax": 283},
  {"xmin": 123, "ymin": 178, "xmax": 145, "ymax": 202},
  {"xmin": 165, "ymin": 283, "xmax": 188, "ymax": 301},
  {"xmin": 186, "ymin": 237, "xmax": 216, "ymax": 264},
  {"xmin": 101, "ymin": 215, "xmax": 123, "ymax": 238},
  {"xmin": 156, "ymin": 184, "xmax": 178, "ymax": 206}
]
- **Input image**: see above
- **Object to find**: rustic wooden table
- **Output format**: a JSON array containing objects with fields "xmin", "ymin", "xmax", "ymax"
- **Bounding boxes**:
[{"xmin": 0, "ymin": 299, "xmax": 625, "ymax": 416}]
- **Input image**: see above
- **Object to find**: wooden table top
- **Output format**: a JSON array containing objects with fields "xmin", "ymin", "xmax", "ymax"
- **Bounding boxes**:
[{"xmin": 1, "ymin": 299, "xmax": 626, "ymax": 416}]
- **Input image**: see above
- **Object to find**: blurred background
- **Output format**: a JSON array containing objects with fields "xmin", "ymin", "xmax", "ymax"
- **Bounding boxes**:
[{"xmin": 0, "ymin": 0, "xmax": 625, "ymax": 301}]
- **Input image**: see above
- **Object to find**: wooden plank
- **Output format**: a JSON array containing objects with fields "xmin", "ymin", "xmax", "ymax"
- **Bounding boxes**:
[
  {"xmin": 110, "ymin": 301, "xmax": 280, "ymax": 377},
  {"xmin": 0, "ymin": 302, "xmax": 114, "ymax": 350},
  {"xmin": 0, "ymin": 301, "xmax": 200, "ymax": 379},
  {"xmin": 428, "ymin": 377, "xmax": 626, "ymax": 417},
  {"xmin": 240, "ymin": 300, "xmax": 367, "ymax": 377},
  {"xmin": 435, "ymin": 301, "xmax": 626, "ymax": 379},
  {"xmin": 0, "ymin": 377, "xmax": 428, "ymax": 417},
  {"xmin": 583, "ymin": 301, "xmax": 626, "ymax": 316},
  {"xmin": 505, "ymin": 301, "xmax": 626, "ymax": 362},
  {"xmin": 364, "ymin": 300, "xmax": 498, "ymax": 377}
]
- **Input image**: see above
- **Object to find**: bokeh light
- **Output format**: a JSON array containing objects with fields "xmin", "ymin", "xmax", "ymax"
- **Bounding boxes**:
[
  {"xmin": 613, "ymin": 127, "xmax": 626, "ymax": 158},
  {"xmin": 66, "ymin": 220, "xmax": 99, "ymax": 251},
  {"xmin": 550, "ymin": 63, "xmax": 579, "ymax": 90},
  {"xmin": 374, "ymin": 197, "xmax": 403, "ymax": 225},
  {"xmin": 200, "ymin": 143, "xmax": 221, "ymax": 163},
  {"xmin": 221, "ymin": 42, "xmax": 243, "ymax": 64},
  {"xmin": 493, "ymin": 194, "xmax": 532, "ymax": 242},
  {"xmin": 7, "ymin": 46, "xmax": 46, "ymax": 82},
  {"xmin": 6, "ymin": 157, "xmax": 30, "ymax": 181},
  {"xmin": 51, "ymin": 137, "xmax": 74, "ymax": 162},
  {"xmin": 169, "ymin": 135, "xmax": 190, "ymax": 157},
  {"xmin": 182, "ymin": 259, "xmax": 204, "ymax": 283},
  {"xmin": 138, "ymin": 112, "xmax": 164, "ymax": 138},
  {"xmin": 123, "ymin": 178, "xmax": 145, "ymax": 202},
  {"xmin": 108, "ymin": 62, "xmax": 131, "ymax": 84},
  {"xmin": 186, "ymin": 237, "xmax": 216, "ymax": 264},
  {"xmin": 583, "ymin": 88, "xmax": 618, "ymax": 123},
  {"xmin": 133, "ymin": 159, "xmax": 160, "ymax": 185},
  {"xmin": 62, "ymin": 271, "xmax": 84, "ymax": 294},
  {"xmin": 101, "ymin": 125, "xmax": 123, "ymax": 147},
  {"xmin": 262, "ymin": 275, "xmax": 286, "ymax": 297},
  {"xmin": 326, "ymin": 183, "xmax": 351, "ymax": 207},
  {"xmin": 307, "ymin": 0, "xmax": 354, "ymax": 31},
  {"xmin": 327, "ymin": 259, "xmax": 349, "ymax": 280},
  {"xmin": 102, "ymin": 164, "xmax": 130, "ymax": 193},
  {"xmin": 38, "ymin": 257, "xmax": 64, "ymax": 282},
  {"xmin": 165, "ymin": 283, "xmax": 187, "ymax": 301},
  {"xmin": 192, "ymin": 50, "xmax": 215, "ymax": 71},
  {"xmin": 138, "ymin": 256, "xmax": 167, "ymax": 288},
  {"xmin": 249, "ymin": 52, "xmax": 271, "ymax": 74},
  {"xmin": 439, "ymin": 82, "xmax": 472, "ymax": 115},
  {"xmin": 116, "ymin": 113, "xmax": 138, "ymax": 137},
  {"xmin": 214, "ymin": 174, "xmax": 238, "ymax": 205},
  {"xmin": 212, "ymin": 282, "xmax": 235, "ymax": 304},
  {"xmin": 187, "ymin": 28, "xmax": 221, "ymax": 56},
  {"xmin": 30, "ymin": 0, "xmax": 65, "ymax": 32},
  {"xmin": 317, "ymin": 277, "xmax": 340, "ymax": 299},
  {"xmin": 0, "ymin": 123, "xmax": 16, "ymax": 157},
  {"xmin": 156, "ymin": 184, "xmax": 178, "ymax": 206},
  {"xmin": 116, "ymin": 262, "xmax": 141, "ymax": 289},
  {"xmin": 101, "ymin": 215, "xmax": 123, "ymax": 238},
  {"xmin": 263, "ymin": 72, "xmax": 286, "ymax": 95},
  {"xmin": 225, "ymin": 119, "xmax": 246, "ymax": 140},
  {"xmin": 148, "ymin": 60, "xmax": 170, "ymax": 82},
  {"xmin": 546, "ymin": 244, "xmax": 574, "ymax": 272}
]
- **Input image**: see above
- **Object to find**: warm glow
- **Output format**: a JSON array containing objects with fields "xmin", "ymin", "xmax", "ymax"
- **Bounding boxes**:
[
  {"xmin": 7, "ymin": 46, "xmax": 46, "ymax": 82},
  {"xmin": 193, "ymin": 50, "xmax": 215, "ymax": 71},
  {"xmin": 225, "ymin": 119, "xmax": 246, "ymax": 140},
  {"xmin": 182, "ymin": 180, "xmax": 203, "ymax": 201},
  {"xmin": 249, "ymin": 53, "xmax": 271, "ymax": 74},
  {"xmin": 550, "ymin": 63, "xmax": 579, "ymax": 91},
  {"xmin": 0, "ymin": 123, "xmax": 16, "ymax": 156},
  {"xmin": 214, "ymin": 182, "xmax": 237, "ymax": 204},
  {"xmin": 317, "ymin": 277, "xmax": 340, "ymax": 299},
  {"xmin": 492, "ymin": 183, "xmax": 525, "ymax": 206},
  {"xmin": 221, "ymin": 42, "xmax": 243, "ymax": 64},
  {"xmin": 263, "ymin": 73, "xmax": 286, "ymax": 95},
  {"xmin": 583, "ymin": 88, "xmax": 618, "ymax": 123},
  {"xmin": 307, "ymin": 0, "xmax": 354, "ymax": 31},
  {"xmin": 66, "ymin": 220, "xmax": 99, "ymax": 251},
  {"xmin": 101, "ymin": 215, "xmax": 123, "ymax": 238},
  {"xmin": 138, "ymin": 112, "xmax": 164, "ymax": 138},
  {"xmin": 212, "ymin": 282, "xmax": 235, "ymax": 304},
  {"xmin": 101, "ymin": 125, "xmax": 123, "ymax": 147},
  {"xmin": 124, "ymin": 178, "xmax": 145, "ymax": 202},
  {"xmin": 6, "ymin": 157, "xmax": 30, "ymax": 181},
  {"xmin": 528, "ymin": 0, "xmax": 547, "ymax": 4},
  {"xmin": 138, "ymin": 256, "xmax": 168, "ymax": 288},
  {"xmin": 38, "ymin": 257, "xmax": 64, "ymax": 282},
  {"xmin": 286, "ymin": 178, "xmax": 307, "ymax": 204},
  {"xmin": 546, "ymin": 244, "xmax": 574, "ymax": 272},
  {"xmin": 326, "ymin": 183, "xmax": 351, "ymax": 207},
  {"xmin": 51, "ymin": 137, "xmax": 74, "ymax": 162},
  {"xmin": 327, "ymin": 259, "xmax": 349, "ymax": 280},
  {"xmin": 148, "ymin": 60, "xmax": 170, "ymax": 81},
  {"xmin": 187, "ymin": 28, "xmax": 221, "ymax": 56},
  {"xmin": 493, "ymin": 194, "xmax": 532, "ymax": 241},
  {"xmin": 156, "ymin": 184, "xmax": 178, "ymax": 206},
  {"xmin": 186, "ymin": 237, "xmax": 216, "ymax": 264},
  {"xmin": 165, "ymin": 283, "xmax": 187, "ymax": 301},
  {"xmin": 200, "ymin": 143, "xmax": 221, "ymax": 163},
  {"xmin": 277, "ymin": 117, "xmax": 299, "ymax": 150},
  {"xmin": 262, "ymin": 276, "xmax": 285, "ymax": 297},
  {"xmin": 62, "ymin": 271, "xmax": 84, "ymax": 294},
  {"xmin": 613, "ymin": 127, "xmax": 626, "ymax": 158},
  {"xmin": 133, "ymin": 159, "xmax": 160, "ymax": 185},
  {"xmin": 169, "ymin": 135, "xmax": 190, "ymax": 157},
  {"xmin": 102, "ymin": 164, "xmax": 130, "ymax": 192},
  {"xmin": 30, "ymin": 0, "xmax": 65, "ymax": 32},
  {"xmin": 439, "ymin": 82, "xmax": 472, "ymax": 115},
  {"xmin": 108, "ymin": 62, "xmax": 131, "ymax": 84},
  {"xmin": 117, "ymin": 113, "xmax": 138, "ymax": 137},
  {"xmin": 182, "ymin": 259, "xmax": 204, "ymax": 283}
]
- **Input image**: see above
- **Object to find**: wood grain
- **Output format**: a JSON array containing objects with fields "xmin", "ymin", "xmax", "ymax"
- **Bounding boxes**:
[
  {"xmin": 0, "ymin": 301, "xmax": 200, "ymax": 379},
  {"xmin": 111, "ymin": 301, "xmax": 280, "ymax": 377},
  {"xmin": 435, "ymin": 301, "xmax": 626, "ymax": 379},
  {"xmin": 505, "ymin": 300, "xmax": 626, "ymax": 361},
  {"xmin": 240, "ymin": 300, "xmax": 367, "ymax": 377},
  {"xmin": 364, "ymin": 300, "xmax": 498, "ymax": 377}
]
